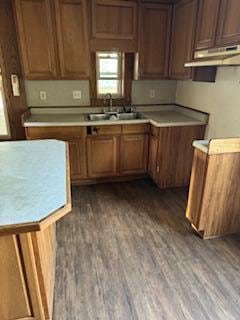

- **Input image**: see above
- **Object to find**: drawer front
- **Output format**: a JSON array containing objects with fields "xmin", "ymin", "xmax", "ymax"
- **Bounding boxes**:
[
  {"xmin": 122, "ymin": 124, "xmax": 150, "ymax": 134},
  {"xmin": 89, "ymin": 125, "xmax": 122, "ymax": 136},
  {"xmin": 150, "ymin": 125, "xmax": 159, "ymax": 137},
  {"xmin": 26, "ymin": 126, "xmax": 87, "ymax": 140}
]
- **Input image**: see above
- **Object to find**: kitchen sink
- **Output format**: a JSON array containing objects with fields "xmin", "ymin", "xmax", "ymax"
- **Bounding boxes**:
[{"xmin": 86, "ymin": 112, "xmax": 145, "ymax": 121}]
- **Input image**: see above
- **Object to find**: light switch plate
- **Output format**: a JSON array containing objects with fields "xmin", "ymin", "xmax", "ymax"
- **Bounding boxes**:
[
  {"xmin": 73, "ymin": 90, "xmax": 82, "ymax": 100},
  {"xmin": 39, "ymin": 91, "xmax": 47, "ymax": 101}
]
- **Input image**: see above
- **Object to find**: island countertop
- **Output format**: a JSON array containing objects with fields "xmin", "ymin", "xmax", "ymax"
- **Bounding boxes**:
[{"xmin": 0, "ymin": 139, "xmax": 71, "ymax": 234}]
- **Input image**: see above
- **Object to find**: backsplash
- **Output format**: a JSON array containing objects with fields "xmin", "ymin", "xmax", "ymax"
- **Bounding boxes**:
[
  {"xmin": 25, "ymin": 80, "xmax": 90, "ymax": 107},
  {"xmin": 175, "ymin": 66, "xmax": 240, "ymax": 139},
  {"xmin": 131, "ymin": 80, "xmax": 177, "ymax": 105}
]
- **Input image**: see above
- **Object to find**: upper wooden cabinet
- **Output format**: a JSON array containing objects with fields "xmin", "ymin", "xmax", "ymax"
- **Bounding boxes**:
[
  {"xmin": 54, "ymin": 0, "xmax": 90, "ymax": 79},
  {"xmin": 169, "ymin": 0, "xmax": 197, "ymax": 79},
  {"xmin": 195, "ymin": 0, "xmax": 220, "ymax": 50},
  {"xmin": 138, "ymin": 3, "xmax": 172, "ymax": 79},
  {"xmin": 14, "ymin": 0, "xmax": 90, "ymax": 79},
  {"xmin": 90, "ymin": 0, "xmax": 139, "ymax": 51},
  {"xmin": 216, "ymin": 0, "xmax": 240, "ymax": 47},
  {"xmin": 14, "ymin": 0, "xmax": 58, "ymax": 79}
]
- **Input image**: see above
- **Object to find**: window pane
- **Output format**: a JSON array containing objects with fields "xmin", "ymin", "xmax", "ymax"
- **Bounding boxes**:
[
  {"xmin": 98, "ymin": 80, "xmax": 120, "ymax": 95},
  {"xmin": 99, "ymin": 58, "xmax": 118, "ymax": 76},
  {"xmin": 98, "ymin": 52, "xmax": 118, "ymax": 58},
  {"xmin": 0, "ymin": 75, "xmax": 9, "ymax": 136}
]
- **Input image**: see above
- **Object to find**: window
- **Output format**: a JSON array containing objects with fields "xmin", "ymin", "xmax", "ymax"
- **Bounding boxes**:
[
  {"xmin": 0, "ymin": 69, "xmax": 10, "ymax": 138},
  {"xmin": 96, "ymin": 52, "xmax": 124, "ymax": 98}
]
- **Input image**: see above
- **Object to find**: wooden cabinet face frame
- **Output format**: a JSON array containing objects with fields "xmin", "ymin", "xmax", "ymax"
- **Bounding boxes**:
[{"xmin": 91, "ymin": 0, "xmax": 138, "ymax": 40}]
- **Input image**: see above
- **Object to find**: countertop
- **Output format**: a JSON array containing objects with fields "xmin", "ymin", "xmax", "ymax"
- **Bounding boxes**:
[
  {"xmin": 193, "ymin": 140, "xmax": 209, "ymax": 153},
  {"xmin": 23, "ymin": 110, "xmax": 206, "ymax": 128},
  {"xmin": 0, "ymin": 140, "xmax": 69, "ymax": 233}
]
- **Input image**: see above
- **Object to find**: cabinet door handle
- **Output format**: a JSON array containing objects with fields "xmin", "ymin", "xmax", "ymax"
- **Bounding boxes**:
[{"xmin": 92, "ymin": 127, "xmax": 100, "ymax": 134}]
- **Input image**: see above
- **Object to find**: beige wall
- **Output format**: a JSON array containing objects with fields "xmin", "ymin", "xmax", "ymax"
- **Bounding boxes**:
[
  {"xmin": 25, "ymin": 80, "xmax": 90, "ymax": 107},
  {"xmin": 176, "ymin": 66, "xmax": 240, "ymax": 139}
]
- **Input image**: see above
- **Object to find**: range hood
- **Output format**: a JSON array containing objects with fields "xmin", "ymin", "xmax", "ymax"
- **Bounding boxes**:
[{"xmin": 185, "ymin": 45, "xmax": 240, "ymax": 67}]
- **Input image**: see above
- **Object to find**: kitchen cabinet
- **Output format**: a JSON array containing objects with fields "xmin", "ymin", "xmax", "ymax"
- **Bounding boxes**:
[
  {"xmin": 25, "ymin": 126, "xmax": 87, "ymax": 181},
  {"xmin": 195, "ymin": 0, "xmax": 220, "ymax": 50},
  {"xmin": 186, "ymin": 138, "xmax": 240, "ymax": 239},
  {"xmin": 54, "ymin": 0, "xmax": 90, "ymax": 79},
  {"xmin": 169, "ymin": 0, "xmax": 198, "ymax": 79},
  {"xmin": 90, "ymin": 0, "xmax": 139, "ymax": 51},
  {"xmin": 120, "ymin": 134, "xmax": 149, "ymax": 175},
  {"xmin": 148, "ymin": 125, "xmax": 206, "ymax": 188},
  {"xmin": 14, "ymin": 0, "xmax": 90, "ymax": 79},
  {"xmin": 148, "ymin": 134, "xmax": 158, "ymax": 181},
  {"xmin": 87, "ymin": 135, "xmax": 119, "ymax": 178},
  {"xmin": 216, "ymin": 0, "xmax": 240, "ymax": 46},
  {"xmin": 14, "ymin": 0, "xmax": 58, "ymax": 79},
  {"xmin": 138, "ymin": 3, "xmax": 172, "ymax": 79}
]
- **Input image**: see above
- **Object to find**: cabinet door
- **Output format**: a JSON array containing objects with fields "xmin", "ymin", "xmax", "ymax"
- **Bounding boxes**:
[
  {"xmin": 69, "ymin": 140, "xmax": 87, "ymax": 180},
  {"xmin": 169, "ymin": 0, "xmax": 197, "ymax": 80},
  {"xmin": 55, "ymin": 0, "xmax": 90, "ymax": 79},
  {"xmin": 138, "ymin": 4, "xmax": 172, "ymax": 79},
  {"xmin": 148, "ymin": 134, "xmax": 159, "ymax": 182},
  {"xmin": 92, "ymin": 0, "xmax": 137, "ymax": 40},
  {"xmin": 87, "ymin": 136, "xmax": 119, "ymax": 178},
  {"xmin": 0, "ymin": 235, "xmax": 32, "ymax": 320},
  {"xmin": 120, "ymin": 134, "xmax": 149, "ymax": 175},
  {"xmin": 14, "ymin": 0, "xmax": 58, "ymax": 79},
  {"xmin": 156, "ymin": 125, "xmax": 205, "ymax": 188},
  {"xmin": 195, "ymin": 0, "xmax": 220, "ymax": 50},
  {"xmin": 216, "ymin": 0, "xmax": 240, "ymax": 46}
]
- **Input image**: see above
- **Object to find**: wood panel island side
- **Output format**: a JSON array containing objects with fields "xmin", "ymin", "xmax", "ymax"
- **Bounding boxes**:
[{"xmin": 0, "ymin": 140, "xmax": 71, "ymax": 320}]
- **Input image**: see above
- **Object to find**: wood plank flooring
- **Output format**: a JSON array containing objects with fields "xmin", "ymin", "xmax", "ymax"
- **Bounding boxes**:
[{"xmin": 53, "ymin": 179, "xmax": 240, "ymax": 320}]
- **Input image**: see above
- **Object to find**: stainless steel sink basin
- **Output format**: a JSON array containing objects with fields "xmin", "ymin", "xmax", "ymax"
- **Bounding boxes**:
[
  {"xmin": 116, "ymin": 112, "xmax": 143, "ymax": 120},
  {"xmin": 86, "ymin": 112, "xmax": 145, "ymax": 121},
  {"xmin": 88, "ymin": 113, "xmax": 111, "ymax": 121}
]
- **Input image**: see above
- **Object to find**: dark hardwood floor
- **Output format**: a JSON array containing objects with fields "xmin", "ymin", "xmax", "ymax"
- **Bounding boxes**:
[{"xmin": 53, "ymin": 179, "xmax": 240, "ymax": 320}]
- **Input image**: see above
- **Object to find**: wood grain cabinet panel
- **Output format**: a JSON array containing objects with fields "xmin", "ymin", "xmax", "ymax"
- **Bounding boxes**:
[
  {"xmin": 216, "ymin": 0, "xmax": 240, "ymax": 46},
  {"xmin": 195, "ymin": 0, "xmax": 220, "ymax": 50},
  {"xmin": 120, "ymin": 134, "xmax": 149, "ymax": 175},
  {"xmin": 0, "ymin": 235, "xmax": 32, "ymax": 320},
  {"xmin": 169, "ymin": 0, "xmax": 198, "ymax": 79},
  {"xmin": 90, "ymin": 0, "xmax": 138, "ymax": 51},
  {"xmin": 54, "ymin": 0, "xmax": 90, "ymax": 79},
  {"xmin": 148, "ymin": 134, "xmax": 159, "ymax": 181},
  {"xmin": 138, "ymin": 3, "xmax": 172, "ymax": 79},
  {"xmin": 69, "ymin": 139, "xmax": 87, "ymax": 180},
  {"xmin": 92, "ymin": 0, "xmax": 137, "ymax": 40},
  {"xmin": 87, "ymin": 136, "xmax": 119, "ymax": 178},
  {"xmin": 14, "ymin": 0, "xmax": 58, "ymax": 79}
]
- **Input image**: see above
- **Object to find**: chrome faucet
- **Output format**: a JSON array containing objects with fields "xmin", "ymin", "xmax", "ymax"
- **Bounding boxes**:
[{"xmin": 104, "ymin": 93, "xmax": 113, "ymax": 112}]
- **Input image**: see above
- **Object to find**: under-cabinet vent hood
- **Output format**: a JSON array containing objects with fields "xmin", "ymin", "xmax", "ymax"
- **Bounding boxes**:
[{"xmin": 185, "ymin": 45, "xmax": 240, "ymax": 67}]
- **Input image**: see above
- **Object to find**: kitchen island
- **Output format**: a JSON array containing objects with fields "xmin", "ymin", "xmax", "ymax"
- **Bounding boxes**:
[{"xmin": 0, "ymin": 140, "xmax": 71, "ymax": 320}]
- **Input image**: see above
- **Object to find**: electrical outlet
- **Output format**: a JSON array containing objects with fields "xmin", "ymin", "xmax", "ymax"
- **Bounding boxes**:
[
  {"xmin": 150, "ymin": 89, "xmax": 155, "ymax": 99},
  {"xmin": 39, "ymin": 91, "xmax": 47, "ymax": 101},
  {"xmin": 73, "ymin": 90, "xmax": 82, "ymax": 100}
]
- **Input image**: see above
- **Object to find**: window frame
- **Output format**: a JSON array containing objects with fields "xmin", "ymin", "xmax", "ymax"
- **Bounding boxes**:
[
  {"xmin": 0, "ymin": 70, "xmax": 11, "ymax": 139},
  {"xmin": 96, "ymin": 51, "xmax": 125, "ymax": 98}
]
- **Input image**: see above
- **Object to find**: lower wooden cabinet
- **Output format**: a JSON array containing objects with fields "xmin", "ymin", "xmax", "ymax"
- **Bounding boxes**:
[
  {"xmin": 0, "ymin": 224, "xmax": 56, "ymax": 320},
  {"xmin": 87, "ymin": 135, "xmax": 119, "ymax": 178},
  {"xmin": 148, "ymin": 125, "xmax": 206, "ymax": 188},
  {"xmin": 68, "ymin": 139, "xmax": 87, "ymax": 180},
  {"xmin": 120, "ymin": 134, "xmax": 149, "ymax": 175}
]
